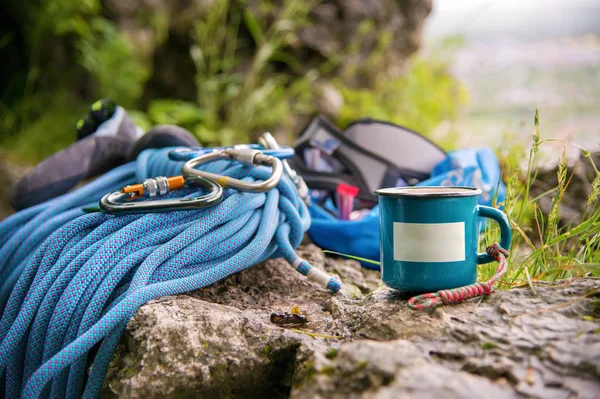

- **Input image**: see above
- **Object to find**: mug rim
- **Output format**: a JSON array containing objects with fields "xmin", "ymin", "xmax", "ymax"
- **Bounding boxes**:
[{"xmin": 375, "ymin": 186, "xmax": 482, "ymax": 198}]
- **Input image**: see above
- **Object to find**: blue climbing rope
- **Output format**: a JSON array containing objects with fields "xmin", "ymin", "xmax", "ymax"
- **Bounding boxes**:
[{"xmin": 0, "ymin": 148, "xmax": 340, "ymax": 399}]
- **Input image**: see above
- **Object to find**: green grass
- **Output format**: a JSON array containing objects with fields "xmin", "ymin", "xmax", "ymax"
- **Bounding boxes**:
[
  {"xmin": 479, "ymin": 109, "xmax": 600, "ymax": 287},
  {"xmin": 0, "ymin": 92, "xmax": 86, "ymax": 163}
]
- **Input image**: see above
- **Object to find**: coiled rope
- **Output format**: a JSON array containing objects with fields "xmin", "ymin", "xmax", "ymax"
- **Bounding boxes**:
[
  {"xmin": 407, "ymin": 243, "xmax": 509, "ymax": 310},
  {"xmin": 0, "ymin": 148, "xmax": 340, "ymax": 399}
]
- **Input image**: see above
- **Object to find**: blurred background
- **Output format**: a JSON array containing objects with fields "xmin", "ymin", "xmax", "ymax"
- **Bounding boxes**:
[
  {"xmin": 424, "ymin": 0, "xmax": 600, "ymax": 157},
  {"xmin": 0, "ymin": 0, "xmax": 599, "ymax": 214}
]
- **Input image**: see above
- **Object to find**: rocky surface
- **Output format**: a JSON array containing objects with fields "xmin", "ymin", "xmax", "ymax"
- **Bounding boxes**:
[{"xmin": 104, "ymin": 244, "xmax": 600, "ymax": 399}]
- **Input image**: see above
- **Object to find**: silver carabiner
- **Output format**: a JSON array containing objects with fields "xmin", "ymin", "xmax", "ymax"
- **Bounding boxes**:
[
  {"xmin": 259, "ymin": 132, "xmax": 311, "ymax": 205},
  {"xmin": 100, "ymin": 175, "xmax": 223, "ymax": 215},
  {"xmin": 181, "ymin": 148, "xmax": 284, "ymax": 193}
]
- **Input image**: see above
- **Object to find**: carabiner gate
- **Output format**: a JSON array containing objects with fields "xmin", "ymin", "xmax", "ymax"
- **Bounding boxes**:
[
  {"xmin": 182, "ymin": 148, "xmax": 283, "ymax": 192},
  {"xmin": 100, "ymin": 175, "xmax": 223, "ymax": 215},
  {"xmin": 259, "ymin": 132, "xmax": 310, "ymax": 205}
]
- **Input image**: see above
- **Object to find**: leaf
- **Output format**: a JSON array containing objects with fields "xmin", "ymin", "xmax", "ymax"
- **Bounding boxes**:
[
  {"xmin": 322, "ymin": 250, "xmax": 380, "ymax": 265},
  {"xmin": 243, "ymin": 9, "xmax": 264, "ymax": 46},
  {"xmin": 147, "ymin": 99, "xmax": 206, "ymax": 127}
]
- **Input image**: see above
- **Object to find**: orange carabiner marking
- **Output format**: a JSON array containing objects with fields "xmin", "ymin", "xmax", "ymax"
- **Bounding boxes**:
[
  {"xmin": 217, "ymin": 176, "xmax": 228, "ymax": 187},
  {"xmin": 123, "ymin": 184, "xmax": 144, "ymax": 200},
  {"xmin": 167, "ymin": 176, "xmax": 185, "ymax": 190},
  {"xmin": 122, "ymin": 176, "xmax": 186, "ymax": 200}
]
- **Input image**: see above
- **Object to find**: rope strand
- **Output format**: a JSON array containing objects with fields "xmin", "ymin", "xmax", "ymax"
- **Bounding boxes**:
[{"xmin": 408, "ymin": 243, "xmax": 509, "ymax": 310}]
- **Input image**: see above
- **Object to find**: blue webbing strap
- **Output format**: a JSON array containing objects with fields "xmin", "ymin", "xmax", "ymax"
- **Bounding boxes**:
[{"xmin": 0, "ymin": 148, "xmax": 341, "ymax": 398}]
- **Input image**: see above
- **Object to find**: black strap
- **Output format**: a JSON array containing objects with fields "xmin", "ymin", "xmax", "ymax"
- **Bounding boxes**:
[{"xmin": 293, "ymin": 116, "xmax": 432, "ymax": 203}]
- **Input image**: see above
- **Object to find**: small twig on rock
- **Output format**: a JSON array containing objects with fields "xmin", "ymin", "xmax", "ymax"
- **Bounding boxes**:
[{"xmin": 289, "ymin": 329, "xmax": 341, "ymax": 339}]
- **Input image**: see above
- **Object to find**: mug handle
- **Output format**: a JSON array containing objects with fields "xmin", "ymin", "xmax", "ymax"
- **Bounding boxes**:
[{"xmin": 476, "ymin": 205, "xmax": 512, "ymax": 264}]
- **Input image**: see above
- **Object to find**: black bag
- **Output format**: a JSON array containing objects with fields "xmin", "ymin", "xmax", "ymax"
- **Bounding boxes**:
[{"xmin": 289, "ymin": 116, "xmax": 447, "ymax": 206}]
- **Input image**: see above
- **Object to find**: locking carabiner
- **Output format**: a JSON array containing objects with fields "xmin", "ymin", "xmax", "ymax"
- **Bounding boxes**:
[
  {"xmin": 181, "ymin": 148, "xmax": 283, "ymax": 192},
  {"xmin": 99, "ymin": 175, "xmax": 223, "ymax": 215},
  {"xmin": 259, "ymin": 132, "xmax": 311, "ymax": 205}
]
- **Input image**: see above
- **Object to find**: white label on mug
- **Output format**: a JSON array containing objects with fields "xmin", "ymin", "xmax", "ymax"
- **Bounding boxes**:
[{"xmin": 393, "ymin": 222, "xmax": 465, "ymax": 263}]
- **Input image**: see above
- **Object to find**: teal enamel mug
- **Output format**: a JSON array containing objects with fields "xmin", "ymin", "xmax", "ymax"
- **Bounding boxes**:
[{"xmin": 375, "ymin": 187, "xmax": 511, "ymax": 292}]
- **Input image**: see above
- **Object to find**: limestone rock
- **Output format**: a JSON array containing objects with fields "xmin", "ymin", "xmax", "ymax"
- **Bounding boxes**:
[
  {"xmin": 297, "ymin": 0, "xmax": 433, "ymax": 81},
  {"xmin": 315, "ymin": 83, "xmax": 345, "ymax": 119},
  {"xmin": 293, "ymin": 340, "xmax": 516, "ymax": 399},
  {"xmin": 103, "ymin": 0, "xmax": 432, "ymax": 102},
  {"xmin": 104, "ymin": 244, "xmax": 600, "ymax": 398}
]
